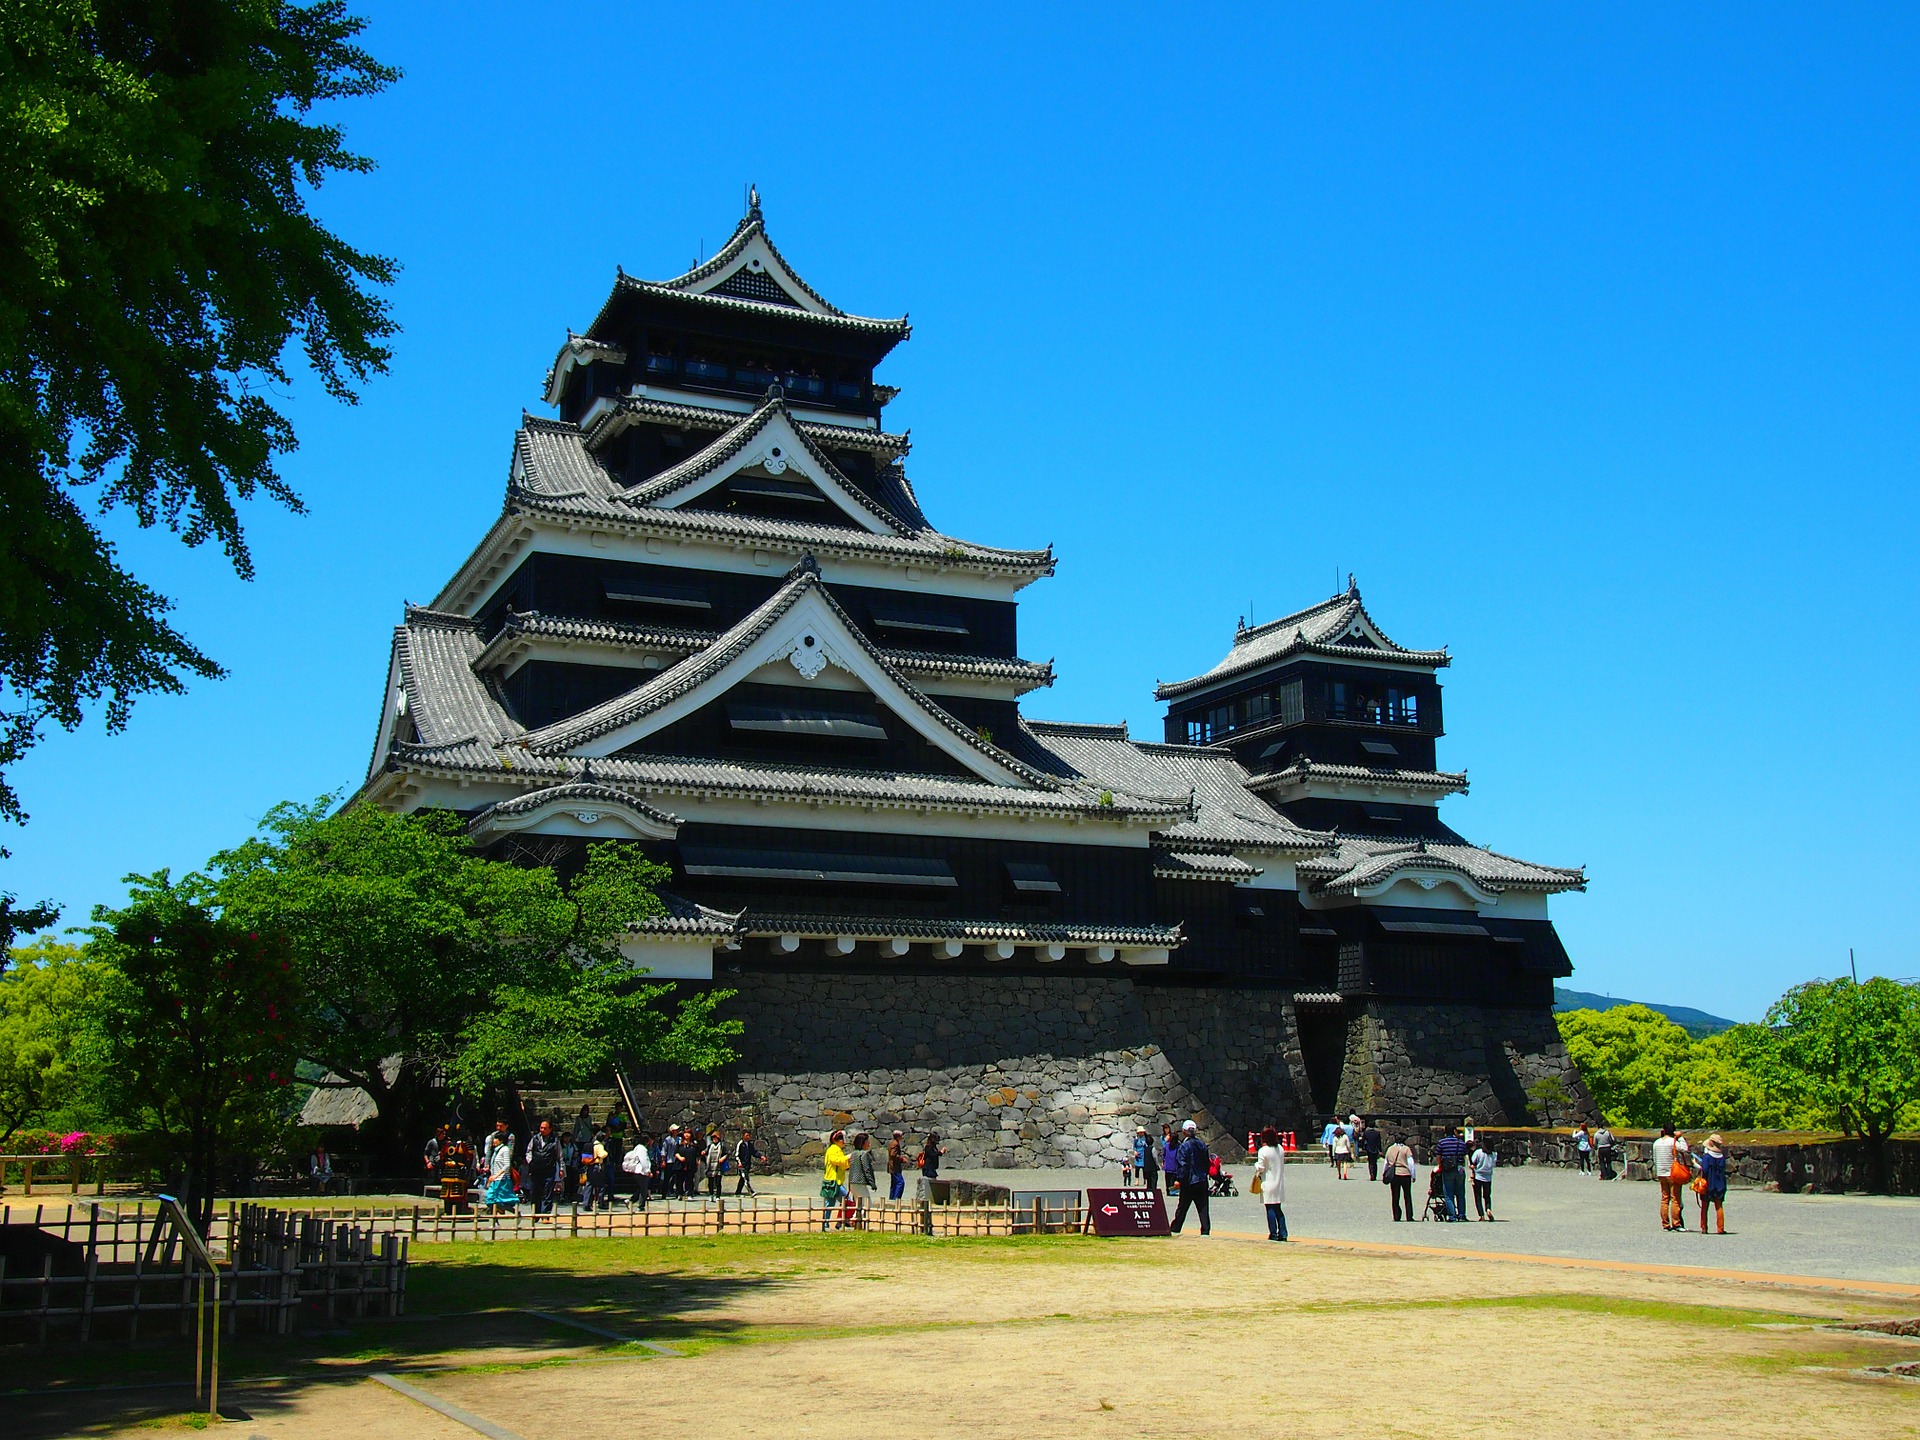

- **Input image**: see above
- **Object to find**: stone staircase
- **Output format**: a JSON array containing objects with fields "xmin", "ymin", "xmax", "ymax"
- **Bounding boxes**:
[{"xmin": 519, "ymin": 1088, "xmax": 626, "ymax": 1129}]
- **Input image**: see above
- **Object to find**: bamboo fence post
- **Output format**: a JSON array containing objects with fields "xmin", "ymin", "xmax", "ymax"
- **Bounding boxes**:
[
  {"xmin": 35, "ymin": 1253, "xmax": 51, "ymax": 1344},
  {"xmin": 130, "ymin": 1221, "xmax": 144, "ymax": 1351},
  {"xmin": 324, "ymin": 1221, "xmax": 337, "ymax": 1323}
]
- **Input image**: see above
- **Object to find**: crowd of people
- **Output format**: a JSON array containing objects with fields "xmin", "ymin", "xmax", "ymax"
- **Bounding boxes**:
[
  {"xmin": 819, "ymin": 1128, "xmax": 944, "ymax": 1230},
  {"xmin": 1121, "ymin": 1113, "xmax": 1734, "ymax": 1236},
  {"xmin": 415, "ymin": 1106, "xmax": 1734, "ymax": 1240},
  {"xmin": 425, "ymin": 1113, "xmax": 762, "ymax": 1215}
]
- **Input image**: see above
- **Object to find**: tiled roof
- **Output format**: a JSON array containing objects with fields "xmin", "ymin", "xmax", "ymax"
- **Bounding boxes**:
[
  {"xmin": 736, "ymin": 912, "xmax": 1183, "ymax": 948},
  {"xmin": 519, "ymin": 568, "xmax": 1057, "ymax": 786},
  {"xmin": 606, "ymin": 276, "xmax": 910, "ymax": 336},
  {"xmin": 637, "ymin": 891, "xmax": 743, "ymax": 939},
  {"xmin": 659, "ymin": 205, "xmax": 856, "ymax": 316},
  {"xmin": 394, "ymin": 607, "xmax": 521, "ymax": 750},
  {"xmin": 476, "ymin": 610, "xmax": 1053, "ymax": 693},
  {"xmin": 583, "ymin": 203, "xmax": 909, "ymax": 338},
  {"xmin": 1156, "ymin": 580, "xmax": 1450, "ymax": 700},
  {"xmin": 610, "ymin": 393, "xmax": 906, "ymax": 533},
  {"xmin": 509, "ymin": 419, "xmax": 1053, "ymax": 578},
  {"xmin": 542, "ymin": 333, "xmax": 627, "ymax": 405},
  {"xmin": 1297, "ymin": 837, "xmax": 1586, "ymax": 897},
  {"xmin": 1152, "ymin": 850, "xmax": 1264, "ymax": 881},
  {"xmin": 387, "ymin": 746, "xmax": 1183, "ymax": 823},
  {"xmin": 1250, "ymin": 759, "xmax": 1470, "ymax": 797},
  {"xmin": 584, "ymin": 395, "xmax": 909, "ymax": 458},
  {"xmin": 376, "ymin": 584, "xmax": 1169, "ymax": 824},
  {"xmin": 472, "ymin": 780, "xmax": 682, "ymax": 831},
  {"xmin": 1021, "ymin": 722, "xmax": 1332, "ymax": 854}
]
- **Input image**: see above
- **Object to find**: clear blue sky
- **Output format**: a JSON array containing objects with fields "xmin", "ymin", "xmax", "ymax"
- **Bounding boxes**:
[{"xmin": 9, "ymin": 7, "xmax": 1918, "ymax": 1020}]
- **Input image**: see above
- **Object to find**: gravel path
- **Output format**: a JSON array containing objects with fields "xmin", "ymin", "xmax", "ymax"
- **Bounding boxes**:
[{"xmin": 755, "ymin": 1158, "xmax": 1920, "ymax": 1283}]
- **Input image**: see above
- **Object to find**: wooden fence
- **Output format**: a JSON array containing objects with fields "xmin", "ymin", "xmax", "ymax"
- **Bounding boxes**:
[
  {"xmin": 395, "ymin": 1195, "xmax": 1086, "ymax": 1242},
  {"xmin": 84, "ymin": 1194, "xmax": 1092, "ymax": 1243},
  {"xmin": 0, "ymin": 1201, "xmax": 407, "ymax": 1343},
  {"xmin": 0, "ymin": 1152, "xmax": 111, "ymax": 1197}
]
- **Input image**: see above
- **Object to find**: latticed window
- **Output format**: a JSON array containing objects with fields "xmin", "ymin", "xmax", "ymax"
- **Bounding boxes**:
[{"xmin": 713, "ymin": 267, "xmax": 800, "ymax": 306}]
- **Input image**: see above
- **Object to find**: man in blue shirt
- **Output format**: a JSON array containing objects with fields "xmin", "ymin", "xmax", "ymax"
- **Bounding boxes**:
[
  {"xmin": 1169, "ymin": 1120, "xmax": 1212, "ymax": 1235},
  {"xmin": 1431, "ymin": 1125, "xmax": 1469, "ymax": 1221}
]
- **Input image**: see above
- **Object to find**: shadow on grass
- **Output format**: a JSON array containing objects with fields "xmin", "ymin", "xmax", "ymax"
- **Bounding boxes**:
[{"xmin": 0, "ymin": 1240, "xmax": 813, "ymax": 1439}]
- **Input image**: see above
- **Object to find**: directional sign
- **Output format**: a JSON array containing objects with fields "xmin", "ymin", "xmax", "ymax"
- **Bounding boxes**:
[{"xmin": 1086, "ymin": 1187, "xmax": 1171, "ymax": 1237}]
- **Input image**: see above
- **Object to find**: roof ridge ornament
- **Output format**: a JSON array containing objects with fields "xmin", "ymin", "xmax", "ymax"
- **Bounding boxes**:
[
  {"xmin": 747, "ymin": 183, "xmax": 761, "ymax": 220},
  {"xmin": 787, "ymin": 551, "xmax": 821, "ymax": 580}
]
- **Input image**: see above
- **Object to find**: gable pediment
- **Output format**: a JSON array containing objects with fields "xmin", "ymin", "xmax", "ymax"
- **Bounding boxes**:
[
  {"xmin": 521, "ymin": 574, "xmax": 1047, "ymax": 790},
  {"xmin": 678, "ymin": 230, "xmax": 832, "ymax": 315},
  {"xmin": 623, "ymin": 404, "xmax": 899, "ymax": 536}
]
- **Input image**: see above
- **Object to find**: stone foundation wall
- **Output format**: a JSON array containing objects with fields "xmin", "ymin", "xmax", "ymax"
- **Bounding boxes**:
[
  {"xmin": 718, "ymin": 973, "xmax": 1577, "ymax": 1168},
  {"xmin": 726, "ymin": 971, "xmax": 1315, "ymax": 1169},
  {"xmin": 1335, "ymin": 1002, "xmax": 1597, "ymax": 1125}
]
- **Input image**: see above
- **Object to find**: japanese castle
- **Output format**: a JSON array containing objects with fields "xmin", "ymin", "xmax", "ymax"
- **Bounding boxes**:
[{"xmin": 361, "ymin": 193, "xmax": 1593, "ymax": 1154}]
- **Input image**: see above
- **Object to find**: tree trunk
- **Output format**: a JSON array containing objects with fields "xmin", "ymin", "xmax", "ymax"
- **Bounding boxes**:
[
  {"xmin": 1863, "ymin": 1122, "xmax": 1892, "ymax": 1194},
  {"xmin": 356, "ymin": 1061, "xmax": 448, "ymax": 1176}
]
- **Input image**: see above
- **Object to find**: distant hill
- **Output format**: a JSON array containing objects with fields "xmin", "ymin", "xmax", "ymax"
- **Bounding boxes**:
[{"xmin": 1552, "ymin": 987, "xmax": 1738, "ymax": 1038}]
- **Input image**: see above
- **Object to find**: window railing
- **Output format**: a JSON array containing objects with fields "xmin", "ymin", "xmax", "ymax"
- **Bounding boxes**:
[{"xmin": 1322, "ymin": 699, "xmax": 1423, "ymax": 728}]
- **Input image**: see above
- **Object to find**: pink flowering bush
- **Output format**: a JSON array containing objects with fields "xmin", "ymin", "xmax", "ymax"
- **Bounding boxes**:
[{"xmin": 4, "ymin": 1130, "xmax": 122, "ymax": 1156}]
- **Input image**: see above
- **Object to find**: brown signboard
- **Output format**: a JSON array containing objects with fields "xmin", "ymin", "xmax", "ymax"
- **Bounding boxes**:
[{"xmin": 1086, "ymin": 1187, "xmax": 1172, "ymax": 1237}]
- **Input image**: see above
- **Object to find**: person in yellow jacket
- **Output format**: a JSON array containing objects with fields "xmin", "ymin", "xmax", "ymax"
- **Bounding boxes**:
[{"xmin": 821, "ymin": 1129, "xmax": 851, "ymax": 1231}]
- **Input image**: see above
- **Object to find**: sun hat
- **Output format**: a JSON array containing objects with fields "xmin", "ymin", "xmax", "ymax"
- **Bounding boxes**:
[{"xmin": 1136, "ymin": 1125, "xmax": 1148, "ymax": 1134}]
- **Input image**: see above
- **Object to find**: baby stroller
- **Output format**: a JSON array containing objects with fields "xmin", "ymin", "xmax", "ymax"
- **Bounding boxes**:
[
  {"xmin": 1208, "ymin": 1154, "xmax": 1238, "ymax": 1198},
  {"xmin": 1421, "ymin": 1167, "xmax": 1451, "ymax": 1221}
]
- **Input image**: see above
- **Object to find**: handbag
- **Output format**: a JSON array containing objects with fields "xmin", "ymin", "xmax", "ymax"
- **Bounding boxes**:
[
  {"xmin": 1690, "ymin": 1174, "xmax": 1709, "ymax": 1195},
  {"xmin": 1668, "ymin": 1159, "xmax": 1691, "ymax": 1183},
  {"xmin": 820, "ymin": 1180, "xmax": 843, "ymax": 1202}
]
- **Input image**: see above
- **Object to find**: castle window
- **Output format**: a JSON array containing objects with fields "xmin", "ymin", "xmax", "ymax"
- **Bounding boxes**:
[
  {"xmin": 1279, "ymin": 679, "xmax": 1304, "ymax": 726},
  {"xmin": 603, "ymin": 579, "xmax": 711, "ymax": 612},
  {"xmin": 681, "ymin": 844, "xmax": 956, "ymax": 888},
  {"xmin": 1004, "ymin": 861, "xmax": 1061, "ymax": 893},
  {"xmin": 726, "ymin": 702, "xmax": 887, "ymax": 740},
  {"xmin": 868, "ymin": 603, "xmax": 969, "ymax": 637}
]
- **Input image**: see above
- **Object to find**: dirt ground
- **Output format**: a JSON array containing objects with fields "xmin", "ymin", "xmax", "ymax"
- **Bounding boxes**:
[{"xmin": 13, "ymin": 1233, "xmax": 1920, "ymax": 1440}]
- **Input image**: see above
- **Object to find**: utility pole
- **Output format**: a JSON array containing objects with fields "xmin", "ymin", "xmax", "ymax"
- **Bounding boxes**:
[{"xmin": 1849, "ymin": 948, "xmax": 1858, "ymax": 983}]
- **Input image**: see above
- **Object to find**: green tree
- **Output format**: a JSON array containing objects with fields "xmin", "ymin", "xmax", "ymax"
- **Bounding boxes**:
[
  {"xmin": 1524, "ymin": 1074, "xmax": 1570, "ymax": 1126},
  {"xmin": 1665, "ymin": 1038, "xmax": 1769, "ymax": 1131},
  {"xmin": 0, "ymin": 936, "xmax": 103, "ymax": 1142},
  {"xmin": 0, "ymin": 897, "xmax": 60, "ymax": 956},
  {"xmin": 1555, "ymin": 1004, "xmax": 1692, "ymax": 1127},
  {"xmin": 1756, "ymin": 977, "xmax": 1920, "ymax": 1192},
  {"xmin": 210, "ymin": 800, "xmax": 739, "ymax": 1167},
  {"xmin": 0, "ymin": 0, "xmax": 397, "ymax": 841},
  {"xmin": 87, "ymin": 873, "xmax": 300, "ymax": 1232}
]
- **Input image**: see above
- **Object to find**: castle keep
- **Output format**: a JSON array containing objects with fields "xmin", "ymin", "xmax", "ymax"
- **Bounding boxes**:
[{"xmin": 360, "ymin": 195, "xmax": 1594, "ymax": 1163}]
